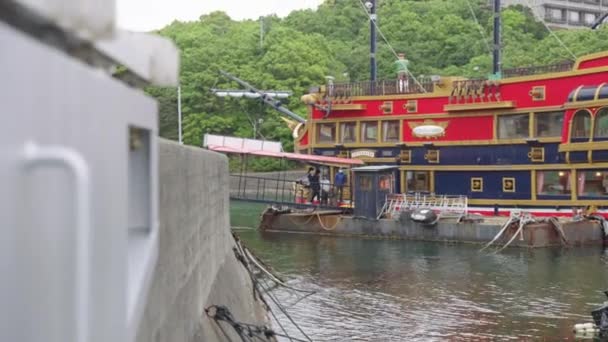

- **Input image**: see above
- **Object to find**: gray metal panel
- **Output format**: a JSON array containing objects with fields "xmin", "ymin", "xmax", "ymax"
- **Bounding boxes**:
[{"xmin": 0, "ymin": 22, "xmax": 158, "ymax": 342}]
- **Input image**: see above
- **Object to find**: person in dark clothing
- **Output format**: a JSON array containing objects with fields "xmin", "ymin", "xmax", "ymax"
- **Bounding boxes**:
[
  {"xmin": 309, "ymin": 169, "xmax": 321, "ymax": 203},
  {"xmin": 334, "ymin": 168, "xmax": 347, "ymax": 203}
]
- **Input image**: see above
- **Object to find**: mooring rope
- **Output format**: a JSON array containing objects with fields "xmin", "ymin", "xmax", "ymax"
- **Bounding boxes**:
[
  {"xmin": 232, "ymin": 245, "xmax": 292, "ymax": 340},
  {"xmin": 231, "ymin": 233, "xmax": 314, "ymax": 341},
  {"xmin": 286, "ymin": 212, "xmax": 317, "ymax": 227},
  {"xmin": 494, "ymin": 218, "xmax": 531, "ymax": 253},
  {"xmin": 243, "ymin": 246, "xmax": 316, "ymax": 294},
  {"xmin": 206, "ymin": 305, "xmax": 309, "ymax": 342},
  {"xmin": 479, "ymin": 216, "xmax": 515, "ymax": 252},
  {"xmin": 547, "ymin": 217, "xmax": 569, "ymax": 246},
  {"xmin": 257, "ymin": 275, "xmax": 313, "ymax": 342},
  {"xmin": 316, "ymin": 213, "xmax": 341, "ymax": 231}
]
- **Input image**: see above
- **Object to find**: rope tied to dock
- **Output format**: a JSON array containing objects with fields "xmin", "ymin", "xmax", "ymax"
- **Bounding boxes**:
[
  {"xmin": 231, "ymin": 233, "xmax": 315, "ymax": 342},
  {"xmin": 316, "ymin": 213, "xmax": 342, "ymax": 231},
  {"xmin": 480, "ymin": 211, "xmax": 576, "ymax": 252},
  {"xmin": 285, "ymin": 212, "xmax": 317, "ymax": 227},
  {"xmin": 205, "ymin": 304, "xmax": 309, "ymax": 342}
]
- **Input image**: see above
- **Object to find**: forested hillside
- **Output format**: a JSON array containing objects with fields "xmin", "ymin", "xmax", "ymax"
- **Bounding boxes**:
[{"xmin": 149, "ymin": 0, "xmax": 608, "ymax": 164}]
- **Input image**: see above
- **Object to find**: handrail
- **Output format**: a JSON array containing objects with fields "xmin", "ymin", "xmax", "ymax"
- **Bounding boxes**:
[
  {"xmin": 230, "ymin": 174, "xmax": 352, "ymax": 209},
  {"xmin": 22, "ymin": 141, "xmax": 91, "ymax": 342},
  {"xmin": 327, "ymin": 77, "xmax": 435, "ymax": 97},
  {"xmin": 502, "ymin": 61, "xmax": 574, "ymax": 78}
]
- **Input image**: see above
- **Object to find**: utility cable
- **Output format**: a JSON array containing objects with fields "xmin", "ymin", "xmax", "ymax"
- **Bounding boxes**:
[
  {"xmin": 524, "ymin": 0, "xmax": 577, "ymax": 61},
  {"xmin": 355, "ymin": 0, "xmax": 427, "ymax": 93},
  {"xmin": 464, "ymin": 0, "xmax": 493, "ymax": 56}
]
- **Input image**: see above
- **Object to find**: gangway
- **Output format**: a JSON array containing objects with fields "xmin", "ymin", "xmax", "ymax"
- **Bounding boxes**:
[{"xmin": 204, "ymin": 134, "xmax": 363, "ymax": 209}]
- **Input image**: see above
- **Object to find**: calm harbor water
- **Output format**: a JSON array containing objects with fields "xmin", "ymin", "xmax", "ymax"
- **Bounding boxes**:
[{"xmin": 231, "ymin": 202, "xmax": 608, "ymax": 341}]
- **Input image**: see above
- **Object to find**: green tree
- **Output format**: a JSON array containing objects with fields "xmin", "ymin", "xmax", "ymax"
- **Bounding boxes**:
[{"xmin": 146, "ymin": 0, "xmax": 608, "ymax": 170}]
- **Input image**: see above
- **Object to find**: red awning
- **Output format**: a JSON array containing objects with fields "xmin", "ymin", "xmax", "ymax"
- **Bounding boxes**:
[{"xmin": 206, "ymin": 145, "xmax": 364, "ymax": 166}]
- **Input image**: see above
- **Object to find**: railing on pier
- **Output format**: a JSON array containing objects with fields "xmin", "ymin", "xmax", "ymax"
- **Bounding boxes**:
[
  {"xmin": 502, "ymin": 61, "xmax": 574, "ymax": 78},
  {"xmin": 230, "ymin": 174, "xmax": 352, "ymax": 210},
  {"xmin": 328, "ymin": 77, "xmax": 434, "ymax": 97},
  {"xmin": 384, "ymin": 193, "xmax": 468, "ymax": 220}
]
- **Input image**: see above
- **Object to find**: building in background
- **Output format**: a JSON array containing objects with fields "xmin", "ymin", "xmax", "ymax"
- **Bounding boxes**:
[{"xmin": 501, "ymin": 0, "xmax": 608, "ymax": 28}]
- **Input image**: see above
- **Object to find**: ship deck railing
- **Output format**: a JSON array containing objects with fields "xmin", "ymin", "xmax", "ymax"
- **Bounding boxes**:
[
  {"xmin": 323, "ymin": 61, "xmax": 574, "ymax": 99},
  {"xmin": 502, "ymin": 61, "xmax": 574, "ymax": 78},
  {"xmin": 327, "ymin": 77, "xmax": 435, "ymax": 97}
]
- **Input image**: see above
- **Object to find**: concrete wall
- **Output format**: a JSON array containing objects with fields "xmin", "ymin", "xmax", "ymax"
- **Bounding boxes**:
[{"xmin": 136, "ymin": 139, "xmax": 267, "ymax": 342}]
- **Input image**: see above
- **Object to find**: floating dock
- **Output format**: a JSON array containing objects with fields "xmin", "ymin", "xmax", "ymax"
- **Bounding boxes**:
[{"xmin": 260, "ymin": 209, "xmax": 605, "ymax": 247}]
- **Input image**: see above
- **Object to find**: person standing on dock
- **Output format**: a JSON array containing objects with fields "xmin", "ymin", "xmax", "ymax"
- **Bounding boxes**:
[
  {"xmin": 395, "ymin": 53, "xmax": 410, "ymax": 93},
  {"xmin": 320, "ymin": 175, "xmax": 331, "ymax": 206},
  {"xmin": 334, "ymin": 168, "xmax": 347, "ymax": 204},
  {"xmin": 309, "ymin": 169, "xmax": 321, "ymax": 204}
]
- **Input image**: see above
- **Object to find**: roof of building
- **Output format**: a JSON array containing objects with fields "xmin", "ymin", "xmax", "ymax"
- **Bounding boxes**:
[
  {"xmin": 351, "ymin": 165, "xmax": 399, "ymax": 172},
  {"xmin": 203, "ymin": 134, "xmax": 364, "ymax": 166}
]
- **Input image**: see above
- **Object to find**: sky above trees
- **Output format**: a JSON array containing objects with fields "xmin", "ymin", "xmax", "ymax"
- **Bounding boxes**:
[{"xmin": 116, "ymin": 0, "xmax": 323, "ymax": 31}]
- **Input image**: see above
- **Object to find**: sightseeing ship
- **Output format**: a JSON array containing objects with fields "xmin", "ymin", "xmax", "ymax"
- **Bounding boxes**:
[{"xmin": 292, "ymin": 51, "xmax": 608, "ymax": 217}]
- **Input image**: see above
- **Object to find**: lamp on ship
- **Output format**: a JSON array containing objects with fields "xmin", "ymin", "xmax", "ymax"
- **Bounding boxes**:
[{"xmin": 525, "ymin": 138, "xmax": 540, "ymax": 146}]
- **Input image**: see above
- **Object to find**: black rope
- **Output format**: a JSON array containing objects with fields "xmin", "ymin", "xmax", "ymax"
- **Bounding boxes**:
[
  {"xmin": 232, "ymin": 234, "xmax": 314, "ymax": 342},
  {"xmin": 258, "ymin": 276, "xmax": 313, "ymax": 342},
  {"xmin": 205, "ymin": 305, "xmax": 252, "ymax": 342},
  {"xmin": 232, "ymin": 241, "xmax": 292, "ymax": 340},
  {"xmin": 206, "ymin": 305, "xmax": 310, "ymax": 342}
]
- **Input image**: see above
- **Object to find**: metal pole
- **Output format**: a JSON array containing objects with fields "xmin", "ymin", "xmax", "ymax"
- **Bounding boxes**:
[
  {"xmin": 493, "ymin": 0, "xmax": 501, "ymax": 77},
  {"xmin": 177, "ymin": 85, "xmax": 183, "ymax": 144},
  {"xmin": 370, "ymin": 0, "xmax": 377, "ymax": 82},
  {"xmin": 260, "ymin": 17, "xmax": 264, "ymax": 48}
]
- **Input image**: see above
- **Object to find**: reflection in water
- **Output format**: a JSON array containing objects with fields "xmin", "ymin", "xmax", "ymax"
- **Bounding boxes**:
[
  {"xmin": 232, "ymin": 203, "xmax": 608, "ymax": 341},
  {"xmin": 237, "ymin": 233, "xmax": 608, "ymax": 341}
]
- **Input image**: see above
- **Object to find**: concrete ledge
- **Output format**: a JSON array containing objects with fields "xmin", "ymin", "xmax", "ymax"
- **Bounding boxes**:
[{"xmin": 136, "ymin": 139, "xmax": 266, "ymax": 342}]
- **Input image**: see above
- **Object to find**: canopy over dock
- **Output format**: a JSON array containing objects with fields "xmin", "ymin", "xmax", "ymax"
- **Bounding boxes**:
[{"xmin": 204, "ymin": 134, "xmax": 364, "ymax": 166}]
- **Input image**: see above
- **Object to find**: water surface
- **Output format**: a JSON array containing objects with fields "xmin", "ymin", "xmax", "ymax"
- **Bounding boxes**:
[{"xmin": 231, "ymin": 202, "xmax": 608, "ymax": 341}]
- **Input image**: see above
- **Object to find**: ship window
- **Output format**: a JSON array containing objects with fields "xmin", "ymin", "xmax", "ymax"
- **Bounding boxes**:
[
  {"xmin": 340, "ymin": 122, "xmax": 356, "ymax": 143},
  {"xmin": 579, "ymin": 170, "xmax": 608, "ymax": 197},
  {"xmin": 406, "ymin": 171, "xmax": 430, "ymax": 192},
  {"xmin": 498, "ymin": 114, "xmax": 529, "ymax": 139},
  {"xmin": 594, "ymin": 108, "xmax": 608, "ymax": 139},
  {"xmin": 571, "ymin": 110, "xmax": 591, "ymax": 141},
  {"xmin": 535, "ymin": 111, "xmax": 564, "ymax": 137},
  {"xmin": 359, "ymin": 175, "xmax": 372, "ymax": 191},
  {"xmin": 382, "ymin": 121, "xmax": 400, "ymax": 142},
  {"xmin": 537, "ymin": 171, "xmax": 571, "ymax": 196},
  {"xmin": 361, "ymin": 121, "xmax": 378, "ymax": 143},
  {"xmin": 317, "ymin": 123, "xmax": 336, "ymax": 143},
  {"xmin": 378, "ymin": 175, "xmax": 392, "ymax": 191}
]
